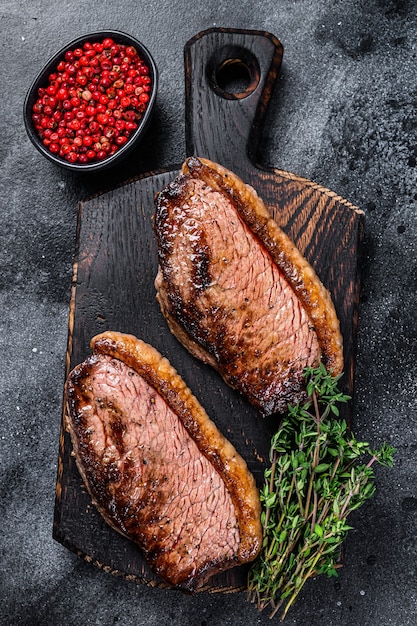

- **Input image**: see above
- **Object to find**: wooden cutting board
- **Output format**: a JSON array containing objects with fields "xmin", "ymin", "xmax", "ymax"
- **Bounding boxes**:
[{"xmin": 53, "ymin": 28, "xmax": 364, "ymax": 592}]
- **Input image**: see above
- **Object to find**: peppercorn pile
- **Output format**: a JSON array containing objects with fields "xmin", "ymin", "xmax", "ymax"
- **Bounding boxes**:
[{"xmin": 31, "ymin": 37, "xmax": 152, "ymax": 164}]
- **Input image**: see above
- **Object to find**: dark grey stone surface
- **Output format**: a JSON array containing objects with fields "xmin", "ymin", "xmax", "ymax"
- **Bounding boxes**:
[{"xmin": 1, "ymin": 1, "xmax": 416, "ymax": 624}]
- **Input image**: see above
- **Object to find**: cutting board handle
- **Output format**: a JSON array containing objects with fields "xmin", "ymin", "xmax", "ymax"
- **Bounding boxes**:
[{"xmin": 184, "ymin": 27, "xmax": 283, "ymax": 175}]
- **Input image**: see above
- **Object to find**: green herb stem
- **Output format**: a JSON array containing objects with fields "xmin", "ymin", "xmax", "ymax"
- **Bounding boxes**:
[{"xmin": 247, "ymin": 364, "xmax": 395, "ymax": 621}]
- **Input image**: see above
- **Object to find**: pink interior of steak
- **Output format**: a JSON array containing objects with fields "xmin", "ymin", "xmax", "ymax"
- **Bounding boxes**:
[
  {"xmin": 160, "ymin": 178, "xmax": 321, "ymax": 414},
  {"xmin": 70, "ymin": 353, "xmax": 240, "ymax": 588}
]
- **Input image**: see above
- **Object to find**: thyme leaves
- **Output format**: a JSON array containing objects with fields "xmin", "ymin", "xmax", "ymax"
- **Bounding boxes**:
[{"xmin": 247, "ymin": 364, "xmax": 395, "ymax": 620}]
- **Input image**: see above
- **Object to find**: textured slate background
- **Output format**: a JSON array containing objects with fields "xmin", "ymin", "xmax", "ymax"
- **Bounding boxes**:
[{"xmin": 1, "ymin": 1, "xmax": 416, "ymax": 625}]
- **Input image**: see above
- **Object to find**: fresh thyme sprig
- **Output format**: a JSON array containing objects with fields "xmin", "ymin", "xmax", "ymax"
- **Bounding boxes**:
[{"xmin": 247, "ymin": 363, "xmax": 395, "ymax": 621}]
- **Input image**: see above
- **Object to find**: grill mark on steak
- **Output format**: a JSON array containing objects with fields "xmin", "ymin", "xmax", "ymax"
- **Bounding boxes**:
[
  {"xmin": 154, "ymin": 158, "xmax": 343, "ymax": 415},
  {"xmin": 65, "ymin": 331, "xmax": 261, "ymax": 591}
]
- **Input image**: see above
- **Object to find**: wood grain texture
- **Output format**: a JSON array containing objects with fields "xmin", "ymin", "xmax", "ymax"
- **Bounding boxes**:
[{"xmin": 53, "ymin": 28, "xmax": 364, "ymax": 592}]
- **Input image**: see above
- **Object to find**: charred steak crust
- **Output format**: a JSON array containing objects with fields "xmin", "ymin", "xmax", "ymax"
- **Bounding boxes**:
[
  {"xmin": 154, "ymin": 157, "xmax": 343, "ymax": 415},
  {"xmin": 65, "ymin": 331, "xmax": 262, "ymax": 591}
]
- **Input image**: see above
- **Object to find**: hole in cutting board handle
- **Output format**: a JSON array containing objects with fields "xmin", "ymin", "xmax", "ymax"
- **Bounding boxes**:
[{"xmin": 207, "ymin": 45, "xmax": 260, "ymax": 100}]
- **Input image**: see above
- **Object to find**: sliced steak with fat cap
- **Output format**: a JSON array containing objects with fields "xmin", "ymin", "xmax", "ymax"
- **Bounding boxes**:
[
  {"xmin": 154, "ymin": 157, "xmax": 344, "ymax": 415},
  {"xmin": 64, "ymin": 331, "xmax": 262, "ymax": 591}
]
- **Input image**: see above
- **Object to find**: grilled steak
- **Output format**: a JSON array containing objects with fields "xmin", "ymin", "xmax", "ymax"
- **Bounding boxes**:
[
  {"xmin": 154, "ymin": 157, "xmax": 343, "ymax": 415},
  {"xmin": 64, "ymin": 331, "xmax": 262, "ymax": 591}
]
